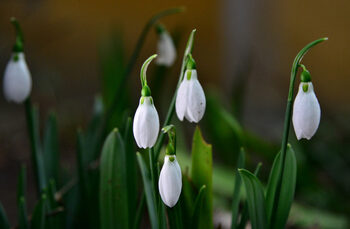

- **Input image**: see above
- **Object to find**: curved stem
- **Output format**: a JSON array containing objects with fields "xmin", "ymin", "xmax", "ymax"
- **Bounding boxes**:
[
  {"xmin": 280, "ymin": 37, "xmax": 327, "ymax": 163},
  {"xmin": 10, "ymin": 17, "xmax": 24, "ymax": 52},
  {"xmin": 140, "ymin": 54, "xmax": 158, "ymax": 87}
]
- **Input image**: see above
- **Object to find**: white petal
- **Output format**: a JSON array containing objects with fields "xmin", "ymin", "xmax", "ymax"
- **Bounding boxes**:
[
  {"xmin": 3, "ymin": 53, "xmax": 32, "ymax": 103},
  {"xmin": 158, "ymin": 155, "xmax": 182, "ymax": 207},
  {"xmin": 133, "ymin": 97, "xmax": 159, "ymax": 148},
  {"xmin": 186, "ymin": 71, "xmax": 206, "ymax": 123},
  {"xmin": 156, "ymin": 32, "xmax": 176, "ymax": 67},
  {"xmin": 175, "ymin": 76, "xmax": 190, "ymax": 121},
  {"xmin": 133, "ymin": 101, "xmax": 143, "ymax": 148},
  {"xmin": 292, "ymin": 82, "xmax": 321, "ymax": 140}
]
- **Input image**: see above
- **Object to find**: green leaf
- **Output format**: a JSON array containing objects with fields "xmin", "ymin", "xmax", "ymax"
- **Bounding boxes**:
[
  {"xmin": 191, "ymin": 126, "xmax": 213, "ymax": 228},
  {"xmin": 265, "ymin": 144, "xmax": 297, "ymax": 229},
  {"xmin": 123, "ymin": 117, "xmax": 137, "ymax": 227},
  {"xmin": 17, "ymin": 165, "xmax": 28, "ymax": 229},
  {"xmin": 43, "ymin": 112, "xmax": 59, "ymax": 183},
  {"xmin": 238, "ymin": 169, "xmax": 267, "ymax": 229},
  {"xmin": 24, "ymin": 99, "xmax": 46, "ymax": 195},
  {"xmin": 31, "ymin": 194, "xmax": 47, "ymax": 229},
  {"xmin": 191, "ymin": 185, "xmax": 206, "ymax": 229},
  {"xmin": 99, "ymin": 129, "xmax": 129, "ymax": 229},
  {"xmin": 17, "ymin": 165, "xmax": 26, "ymax": 204},
  {"xmin": 231, "ymin": 148, "xmax": 245, "ymax": 229},
  {"xmin": 0, "ymin": 203, "xmax": 10, "ymax": 229},
  {"xmin": 18, "ymin": 197, "xmax": 28, "ymax": 229},
  {"xmin": 238, "ymin": 163, "xmax": 262, "ymax": 229},
  {"xmin": 136, "ymin": 152, "xmax": 158, "ymax": 229},
  {"xmin": 167, "ymin": 203, "xmax": 184, "ymax": 229}
]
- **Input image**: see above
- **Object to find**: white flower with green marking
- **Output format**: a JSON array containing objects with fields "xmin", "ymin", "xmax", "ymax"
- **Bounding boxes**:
[
  {"xmin": 292, "ymin": 82, "xmax": 321, "ymax": 140},
  {"xmin": 3, "ymin": 53, "xmax": 32, "ymax": 103},
  {"xmin": 133, "ymin": 96, "xmax": 160, "ymax": 148},
  {"xmin": 156, "ymin": 27, "xmax": 176, "ymax": 67},
  {"xmin": 158, "ymin": 155, "xmax": 182, "ymax": 208},
  {"xmin": 176, "ymin": 69, "xmax": 206, "ymax": 123}
]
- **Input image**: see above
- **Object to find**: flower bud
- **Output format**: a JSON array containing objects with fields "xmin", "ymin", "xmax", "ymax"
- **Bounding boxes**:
[
  {"xmin": 133, "ymin": 96, "xmax": 160, "ymax": 148},
  {"xmin": 3, "ymin": 53, "xmax": 32, "ymax": 103},
  {"xmin": 155, "ymin": 27, "xmax": 176, "ymax": 67},
  {"xmin": 175, "ymin": 69, "xmax": 206, "ymax": 123},
  {"xmin": 158, "ymin": 155, "xmax": 182, "ymax": 208},
  {"xmin": 292, "ymin": 82, "xmax": 321, "ymax": 140}
]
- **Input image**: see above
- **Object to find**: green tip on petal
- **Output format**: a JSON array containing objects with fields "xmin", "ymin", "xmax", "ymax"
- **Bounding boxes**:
[
  {"xmin": 141, "ymin": 85, "xmax": 152, "ymax": 97},
  {"xmin": 186, "ymin": 54, "xmax": 196, "ymax": 70},
  {"xmin": 300, "ymin": 64, "xmax": 311, "ymax": 83},
  {"xmin": 302, "ymin": 83, "xmax": 309, "ymax": 92},
  {"xmin": 169, "ymin": 155, "xmax": 175, "ymax": 162},
  {"xmin": 155, "ymin": 23, "xmax": 166, "ymax": 34}
]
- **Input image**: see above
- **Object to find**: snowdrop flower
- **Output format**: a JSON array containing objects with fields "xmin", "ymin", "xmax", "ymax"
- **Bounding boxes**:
[
  {"xmin": 158, "ymin": 125, "xmax": 182, "ymax": 207},
  {"xmin": 3, "ymin": 53, "xmax": 32, "ymax": 103},
  {"xmin": 3, "ymin": 18, "xmax": 32, "ymax": 104},
  {"xmin": 175, "ymin": 55, "xmax": 206, "ymax": 122},
  {"xmin": 133, "ymin": 54, "xmax": 160, "ymax": 148},
  {"xmin": 155, "ymin": 24, "xmax": 176, "ymax": 67},
  {"xmin": 292, "ymin": 67, "xmax": 321, "ymax": 140},
  {"xmin": 159, "ymin": 155, "xmax": 182, "ymax": 207}
]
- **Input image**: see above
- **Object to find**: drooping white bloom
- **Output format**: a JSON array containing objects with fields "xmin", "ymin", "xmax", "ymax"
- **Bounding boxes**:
[
  {"xmin": 3, "ymin": 53, "xmax": 32, "ymax": 103},
  {"xmin": 158, "ymin": 155, "xmax": 182, "ymax": 208},
  {"xmin": 176, "ymin": 69, "xmax": 206, "ymax": 123},
  {"xmin": 155, "ymin": 32, "xmax": 176, "ymax": 67},
  {"xmin": 292, "ymin": 82, "xmax": 321, "ymax": 140},
  {"xmin": 133, "ymin": 96, "xmax": 160, "ymax": 148}
]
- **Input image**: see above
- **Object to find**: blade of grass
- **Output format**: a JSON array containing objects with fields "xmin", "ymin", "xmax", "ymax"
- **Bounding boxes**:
[
  {"xmin": 191, "ymin": 127, "xmax": 213, "ymax": 228},
  {"xmin": 31, "ymin": 193, "xmax": 47, "ymax": 229},
  {"xmin": 24, "ymin": 98, "xmax": 46, "ymax": 195},
  {"xmin": 99, "ymin": 129, "xmax": 129, "ymax": 229},
  {"xmin": 43, "ymin": 112, "xmax": 59, "ymax": 183},
  {"xmin": 237, "ymin": 163, "xmax": 262, "ymax": 229},
  {"xmin": 0, "ymin": 203, "xmax": 10, "ymax": 229},
  {"xmin": 191, "ymin": 185, "xmax": 206, "ymax": 228},
  {"xmin": 136, "ymin": 152, "xmax": 159, "ymax": 229},
  {"xmin": 167, "ymin": 202, "xmax": 184, "ymax": 229},
  {"xmin": 238, "ymin": 169, "xmax": 267, "ymax": 229},
  {"xmin": 231, "ymin": 148, "xmax": 246, "ymax": 229},
  {"xmin": 17, "ymin": 165, "xmax": 28, "ymax": 229}
]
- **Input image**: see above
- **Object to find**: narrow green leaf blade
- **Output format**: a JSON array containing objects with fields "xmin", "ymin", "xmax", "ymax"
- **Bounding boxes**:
[
  {"xmin": 99, "ymin": 129, "xmax": 129, "ymax": 229},
  {"xmin": 0, "ymin": 203, "xmax": 10, "ymax": 229},
  {"xmin": 191, "ymin": 185, "xmax": 206, "ymax": 229},
  {"xmin": 123, "ymin": 117, "xmax": 137, "ymax": 227},
  {"xmin": 238, "ymin": 169, "xmax": 267, "ymax": 229},
  {"xmin": 43, "ymin": 112, "xmax": 59, "ymax": 183},
  {"xmin": 268, "ymin": 144, "xmax": 297, "ymax": 229},
  {"xmin": 17, "ymin": 165, "xmax": 28, "ymax": 229},
  {"xmin": 231, "ymin": 148, "xmax": 245, "ymax": 229},
  {"xmin": 24, "ymin": 100, "xmax": 46, "ymax": 195},
  {"xmin": 167, "ymin": 203, "xmax": 184, "ymax": 229},
  {"xmin": 31, "ymin": 194, "xmax": 47, "ymax": 229},
  {"xmin": 191, "ymin": 127, "xmax": 213, "ymax": 228},
  {"xmin": 136, "ymin": 152, "xmax": 158, "ymax": 229},
  {"xmin": 237, "ymin": 163, "xmax": 262, "ymax": 229}
]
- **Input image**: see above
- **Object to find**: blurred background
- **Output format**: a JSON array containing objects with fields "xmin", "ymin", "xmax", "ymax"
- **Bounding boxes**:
[{"xmin": 0, "ymin": 0, "xmax": 349, "ymax": 228}]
